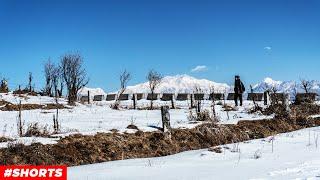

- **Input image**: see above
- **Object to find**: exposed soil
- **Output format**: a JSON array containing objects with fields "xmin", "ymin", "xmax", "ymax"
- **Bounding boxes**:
[
  {"xmin": 0, "ymin": 102, "xmax": 67, "ymax": 111},
  {"xmin": 0, "ymin": 117, "xmax": 319, "ymax": 166}
]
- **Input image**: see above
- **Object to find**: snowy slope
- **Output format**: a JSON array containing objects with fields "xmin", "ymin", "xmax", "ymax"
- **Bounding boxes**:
[
  {"xmin": 69, "ymin": 126, "xmax": 320, "ymax": 180},
  {"xmin": 123, "ymin": 74, "xmax": 230, "ymax": 94},
  {"xmin": 78, "ymin": 87, "xmax": 106, "ymax": 98}
]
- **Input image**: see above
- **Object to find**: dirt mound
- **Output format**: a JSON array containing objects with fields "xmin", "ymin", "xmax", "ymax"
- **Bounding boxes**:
[{"xmin": 0, "ymin": 117, "xmax": 319, "ymax": 166}]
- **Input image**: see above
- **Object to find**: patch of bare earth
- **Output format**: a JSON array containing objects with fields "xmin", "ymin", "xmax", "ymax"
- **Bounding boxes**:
[{"xmin": 0, "ymin": 103, "xmax": 67, "ymax": 111}]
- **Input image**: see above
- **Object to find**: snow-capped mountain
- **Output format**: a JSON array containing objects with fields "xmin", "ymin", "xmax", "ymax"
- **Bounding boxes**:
[
  {"xmin": 252, "ymin": 77, "xmax": 320, "ymax": 96},
  {"xmin": 79, "ymin": 76, "xmax": 320, "ymax": 98},
  {"xmin": 124, "ymin": 74, "xmax": 230, "ymax": 94}
]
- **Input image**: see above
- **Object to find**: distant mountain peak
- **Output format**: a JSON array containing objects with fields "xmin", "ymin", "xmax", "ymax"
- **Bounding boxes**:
[{"xmin": 124, "ymin": 74, "xmax": 230, "ymax": 94}]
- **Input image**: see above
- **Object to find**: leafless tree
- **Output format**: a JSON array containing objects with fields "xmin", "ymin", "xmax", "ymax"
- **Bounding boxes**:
[
  {"xmin": 0, "ymin": 78, "xmax": 9, "ymax": 93},
  {"xmin": 27, "ymin": 72, "xmax": 33, "ymax": 92},
  {"xmin": 52, "ymin": 66, "xmax": 61, "ymax": 99},
  {"xmin": 300, "ymin": 78, "xmax": 312, "ymax": 93},
  {"xmin": 209, "ymin": 86, "xmax": 216, "ymax": 119},
  {"xmin": 193, "ymin": 85, "xmax": 203, "ymax": 113},
  {"xmin": 60, "ymin": 53, "xmax": 89, "ymax": 105},
  {"xmin": 147, "ymin": 70, "xmax": 163, "ymax": 110},
  {"xmin": 43, "ymin": 59, "xmax": 54, "ymax": 96},
  {"xmin": 112, "ymin": 70, "xmax": 132, "ymax": 109},
  {"xmin": 58, "ymin": 65, "xmax": 64, "ymax": 97}
]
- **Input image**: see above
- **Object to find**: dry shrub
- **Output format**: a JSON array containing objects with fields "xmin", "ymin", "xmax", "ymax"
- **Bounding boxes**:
[
  {"xmin": 0, "ymin": 103, "xmax": 43, "ymax": 111},
  {"xmin": 216, "ymin": 101, "xmax": 223, "ymax": 105},
  {"xmin": 253, "ymin": 149, "xmax": 262, "ymax": 159},
  {"xmin": 291, "ymin": 103, "xmax": 320, "ymax": 116},
  {"xmin": 223, "ymin": 104, "xmax": 237, "ymax": 111},
  {"xmin": 0, "ymin": 118, "xmax": 319, "ymax": 166},
  {"xmin": 0, "ymin": 137, "xmax": 13, "ymax": 143},
  {"xmin": 247, "ymin": 104, "xmax": 264, "ymax": 114},
  {"xmin": 43, "ymin": 104, "xmax": 66, "ymax": 110},
  {"xmin": 0, "ymin": 103, "xmax": 66, "ymax": 111},
  {"xmin": 263, "ymin": 104, "xmax": 289, "ymax": 119},
  {"xmin": 208, "ymin": 146, "xmax": 222, "ymax": 153},
  {"xmin": 126, "ymin": 124, "xmax": 139, "ymax": 130},
  {"xmin": 24, "ymin": 123, "xmax": 50, "ymax": 137},
  {"xmin": 188, "ymin": 110, "xmax": 220, "ymax": 124},
  {"xmin": 0, "ymin": 100, "xmax": 9, "ymax": 106}
]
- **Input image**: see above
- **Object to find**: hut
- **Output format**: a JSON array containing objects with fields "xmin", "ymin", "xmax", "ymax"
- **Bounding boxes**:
[
  {"xmin": 161, "ymin": 93, "xmax": 174, "ymax": 101},
  {"xmin": 194, "ymin": 93, "xmax": 205, "ymax": 100},
  {"xmin": 147, "ymin": 93, "xmax": 159, "ymax": 100},
  {"xmin": 227, "ymin": 93, "xmax": 235, "ymax": 100},
  {"xmin": 209, "ymin": 93, "xmax": 225, "ymax": 101},
  {"xmin": 247, "ymin": 93, "xmax": 264, "ymax": 101},
  {"xmin": 106, "ymin": 94, "xmax": 116, "ymax": 101},
  {"xmin": 118, "ymin": 94, "xmax": 130, "ymax": 101},
  {"xmin": 93, "ymin": 95, "xmax": 104, "ymax": 101},
  {"xmin": 176, "ymin": 93, "xmax": 189, "ymax": 101},
  {"xmin": 80, "ymin": 96, "xmax": 89, "ymax": 103}
]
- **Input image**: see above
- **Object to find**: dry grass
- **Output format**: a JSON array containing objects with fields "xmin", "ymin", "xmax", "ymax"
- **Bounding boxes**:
[
  {"xmin": 0, "ymin": 137, "xmax": 13, "ymax": 143},
  {"xmin": 0, "ymin": 103, "xmax": 67, "ymax": 111},
  {"xmin": 24, "ymin": 123, "xmax": 50, "ymax": 137},
  {"xmin": 223, "ymin": 104, "xmax": 237, "ymax": 111},
  {"xmin": 0, "ymin": 117, "xmax": 319, "ymax": 166}
]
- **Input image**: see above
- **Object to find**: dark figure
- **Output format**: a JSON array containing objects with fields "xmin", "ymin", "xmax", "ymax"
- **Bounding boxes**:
[{"xmin": 234, "ymin": 75, "xmax": 245, "ymax": 106}]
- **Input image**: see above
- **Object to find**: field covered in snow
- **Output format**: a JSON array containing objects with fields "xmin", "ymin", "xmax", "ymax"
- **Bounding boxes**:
[
  {"xmin": 69, "ymin": 126, "xmax": 320, "ymax": 180},
  {"xmin": 0, "ymin": 92, "xmax": 272, "ymax": 146}
]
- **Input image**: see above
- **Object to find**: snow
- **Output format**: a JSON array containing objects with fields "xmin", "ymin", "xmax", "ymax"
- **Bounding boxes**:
[
  {"xmin": 68, "ymin": 126, "xmax": 320, "ymax": 180},
  {"xmin": 123, "ymin": 74, "xmax": 230, "ymax": 94},
  {"xmin": 0, "ymin": 92, "xmax": 67, "ymax": 105},
  {"xmin": 253, "ymin": 77, "xmax": 320, "ymax": 98},
  {"xmin": 0, "ymin": 93, "xmax": 272, "ymax": 147},
  {"xmin": 78, "ymin": 87, "xmax": 106, "ymax": 97}
]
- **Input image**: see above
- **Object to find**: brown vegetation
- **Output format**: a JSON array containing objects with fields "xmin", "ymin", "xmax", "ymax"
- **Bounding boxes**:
[
  {"xmin": 0, "ymin": 102, "xmax": 67, "ymax": 111},
  {"xmin": 0, "ymin": 116, "xmax": 319, "ymax": 166}
]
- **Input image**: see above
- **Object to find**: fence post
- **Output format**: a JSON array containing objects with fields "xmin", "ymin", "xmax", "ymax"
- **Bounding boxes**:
[
  {"xmin": 190, "ymin": 94, "xmax": 194, "ymax": 109},
  {"xmin": 171, "ymin": 95, "xmax": 175, "ymax": 109},
  {"xmin": 161, "ymin": 106, "xmax": 171, "ymax": 132},
  {"xmin": 88, "ymin": 91, "xmax": 90, "ymax": 104},
  {"xmin": 264, "ymin": 91, "xmax": 268, "ymax": 105},
  {"xmin": 133, "ymin": 94, "xmax": 137, "ymax": 109}
]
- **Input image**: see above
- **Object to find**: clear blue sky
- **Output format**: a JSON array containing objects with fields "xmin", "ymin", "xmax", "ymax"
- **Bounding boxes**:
[{"xmin": 0, "ymin": 0, "xmax": 319, "ymax": 92}]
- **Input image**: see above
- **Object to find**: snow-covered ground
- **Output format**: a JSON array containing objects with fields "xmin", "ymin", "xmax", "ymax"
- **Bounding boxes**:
[
  {"xmin": 0, "ymin": 93, "xmax": 272, "ymax": 146},
  {"xmin": 69, "ymin": 126, "xmax": 320, "ymax": 180}
]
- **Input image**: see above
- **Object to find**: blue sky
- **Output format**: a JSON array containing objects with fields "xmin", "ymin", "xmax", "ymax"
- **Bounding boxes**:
[{"xmin": 0, "ymin": 0, "xmax": 319, "ymax": 92}]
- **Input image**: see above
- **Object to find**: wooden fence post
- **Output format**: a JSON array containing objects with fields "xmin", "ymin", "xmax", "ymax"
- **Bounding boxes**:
[
  {"xmin": 161, "ymin": 106, "xmax": 171, "ymax": 132},
  {"xmin": 133, "ymin": 94, "xmax": 137, "ymax": 109},
  {"xmin": 264, "ymin": 91, "xmax": 268, "ymax": 105},
  {"xmin": 88, "ymin": 91, "xmax": 90, "ymax": 104},
  {"xmin": 171, "ymin": 95, "xmax": 175, "ymax": 109}
]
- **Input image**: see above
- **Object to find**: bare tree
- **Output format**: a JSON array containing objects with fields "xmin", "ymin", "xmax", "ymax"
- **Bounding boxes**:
[
  {"xmin": 52, "ymin": 65, "xmax": 61, "ymax": 99},
  {"xmin": 0, "ymin": 78, "xmax": 9, "ymax": 93},
  {"xmin": 300, "ymin": 78, "xmax": 312, "ymax": 93},
  {"xmin": 209, "ymin": 86, "xmax": 216, "ymax": 119},
  {"xmin": 27, "ymin": 72, "xmax": 33, "ymax": 92},
  {"xmin": 58, "ymin": 65, "xmax": 64, "ymax": 97},
  {"xmin": 60, "ymin": 53, "xmax": 89, "ymax": 105},
  {"xmin": 43, "ymin": 59, "xmax": 54, "ymax": 96},
  {"xmin": 112, "ymin": 70, "xmax": 132, "ymax": 109},
  {"xmin": 147, "ymin": 70, "xmax": 163, "ymax": 110}
]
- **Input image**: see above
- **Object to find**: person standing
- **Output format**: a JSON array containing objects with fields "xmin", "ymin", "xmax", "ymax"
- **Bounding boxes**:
[{"xmin": 234, "ymin": 75, "xmax": 245, "ymax": 106}]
